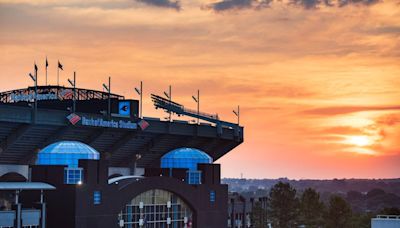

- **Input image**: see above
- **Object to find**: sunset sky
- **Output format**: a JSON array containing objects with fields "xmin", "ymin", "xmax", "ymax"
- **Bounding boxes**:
[{"xmin": 1, "ymin": 0, "xmax": 399, "ymax": 179}]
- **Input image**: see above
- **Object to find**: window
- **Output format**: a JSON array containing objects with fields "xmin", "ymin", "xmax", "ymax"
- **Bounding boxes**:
[
  {"xmin": 64, "ymin": 168, "xmax": 83, "ymax": 184},
  {"xmin": 210, "ymin": 190, "xmax": 216, "ymax": 202},
  {"xmin": 186, "ymin": 170, "xmax": 202, "ymax": 185},
  {"xmin": 94, "ymin": 191, "xmax": 101, "ymax": 205}
]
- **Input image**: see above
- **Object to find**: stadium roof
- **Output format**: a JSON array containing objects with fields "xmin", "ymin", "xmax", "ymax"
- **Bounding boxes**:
[{"xmin": 0, "ymin": 100, "xmax": 243, "ymax": 167}]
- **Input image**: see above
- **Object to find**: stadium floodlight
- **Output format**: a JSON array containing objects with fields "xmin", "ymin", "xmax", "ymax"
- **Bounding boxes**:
[
  {"xmin": 233, "ymin": 105, "xmax": 240, "ymax": 125},
  {"xmin": 135, "ymin": 87, "xmax": 141, "ymax": 95},
  {"xmin": 68, "ymin": 72, "xmax": 77, "ymax": 113},
  {"xmin": 103, "ymin": 77, "xmax": 111, "ymax": 118},
  {"xmin": 68, "ymin": 78, "xmax": 75, "ymax": 87},
  {"xmin": 28, "ymin": 73, "xmax": 36, "ymax": 82},
  {"xmin": 135, "ymin": 81, "xmax": 143, "ymax": 118},
  {"xmin": 163, "ymin": 91, "xmax": 170, "ymax": 99},
  {"xmin": 192, "ymin": 89, "xmax": 200, "ymax": 124},
  {"xmin": 103, "ymin": 83, "xmax": 109, "ymax": 92},
  {"xmin": 163, "ymin": 85, "xmax": 172, "ymax": 122}
]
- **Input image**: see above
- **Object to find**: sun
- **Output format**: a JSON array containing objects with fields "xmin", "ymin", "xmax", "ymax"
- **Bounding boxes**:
[{"xmin": 346, "ymin": 136, "xmax": 372, "ymax": 147}]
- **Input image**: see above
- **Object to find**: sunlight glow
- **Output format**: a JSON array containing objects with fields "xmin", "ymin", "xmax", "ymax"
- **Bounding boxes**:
[{"xmin": 345, "ymin": 135, "xmax": 372, "ymax": 147}]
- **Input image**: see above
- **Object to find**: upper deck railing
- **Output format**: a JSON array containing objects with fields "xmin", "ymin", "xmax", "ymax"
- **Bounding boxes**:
[{"xmin": 0, "ymin": 86, "xmax": 124, "ymax": 103}]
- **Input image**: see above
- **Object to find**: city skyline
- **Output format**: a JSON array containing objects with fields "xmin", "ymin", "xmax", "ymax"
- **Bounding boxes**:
[{"xmin": 0, "ymin": 0, "xmax": 399, "ymax": 179}]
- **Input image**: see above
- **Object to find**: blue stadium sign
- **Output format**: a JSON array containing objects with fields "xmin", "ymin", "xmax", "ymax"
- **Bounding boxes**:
[{"xmin": 118, "ymin": 101, "xmax": 130, "ymax": 117}]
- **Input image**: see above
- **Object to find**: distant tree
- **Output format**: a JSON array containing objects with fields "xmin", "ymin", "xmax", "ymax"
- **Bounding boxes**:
[
  {"xmin": 324, "ymin": 195, "xmax": 352, "ymax": 228},
  {"xmin": 251, "ymin": 201, "xmax": 267, "ymax": 228},
  {"xmin": 350, "ymin": 212, "xmax": 374, "ymax": 228},
  {"xmin": 366, "ymin": 188, "xmax": 386, "ymax": 198},
  {"xmin": 268, "ymin": 182, "xmax": 299, "ymax": 228},
  {"xmin": 379, "ymin": 207, "xmax": 400, "ymax": 215},
  {"xmin": 299, "ymin": 188, "xmax": 324, "ymax": 227}
]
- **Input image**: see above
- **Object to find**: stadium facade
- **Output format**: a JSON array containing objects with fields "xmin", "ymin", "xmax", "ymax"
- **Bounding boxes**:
[{"xmin": 0, "ymin": 85, "xmax": 243, "ymax": 228}]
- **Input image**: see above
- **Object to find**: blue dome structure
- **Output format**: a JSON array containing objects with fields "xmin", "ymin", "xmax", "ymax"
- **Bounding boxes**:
[
  {"xmin": 161, "ymin": 148, "xmax": 213, "ymax": 171},
  {"xmin": 36, "ymin": 141, "xmax": 100, "ymax": 168}
]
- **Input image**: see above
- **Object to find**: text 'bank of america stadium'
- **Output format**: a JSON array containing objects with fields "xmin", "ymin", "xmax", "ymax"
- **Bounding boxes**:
[{"xmin": 0, "ymin": 84, "xmax": 243, "ymax": 228}]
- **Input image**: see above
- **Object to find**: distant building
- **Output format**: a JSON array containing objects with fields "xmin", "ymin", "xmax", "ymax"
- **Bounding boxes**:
[
  {"xmin": 371, "ymin": 215, "xmax": 400, "ymax": 228},
  {"xmin": 228, "ymin": 192, "xmax": 268, "ymax": 228}
]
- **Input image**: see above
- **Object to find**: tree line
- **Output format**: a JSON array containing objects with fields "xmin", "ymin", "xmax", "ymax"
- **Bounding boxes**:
[{"xmin": 251, "ymin": 182, "xmax": 400, "ymax": 228}]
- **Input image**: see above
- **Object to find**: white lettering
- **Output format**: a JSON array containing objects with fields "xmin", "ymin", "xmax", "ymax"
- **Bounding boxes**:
[
  {"xmin": 11, "ymin": 92, "xmax": 58, "ymax": 102},
  {"xmin": 81, "ymin": 117, "xmax": 137, "ymax": 129}
]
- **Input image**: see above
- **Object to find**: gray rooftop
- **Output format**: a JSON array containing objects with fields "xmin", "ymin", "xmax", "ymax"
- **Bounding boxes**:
[{"xmin": 0, "ymin": 182, "xmax": 56, "ymax": 190}]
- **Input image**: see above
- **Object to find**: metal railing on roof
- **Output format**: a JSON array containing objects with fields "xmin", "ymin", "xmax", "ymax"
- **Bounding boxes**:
[{"xmin": 0, "ymin": 86, "xmax": 124, "ymax": 103}]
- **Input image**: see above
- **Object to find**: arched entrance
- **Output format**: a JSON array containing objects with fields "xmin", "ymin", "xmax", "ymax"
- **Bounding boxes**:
[{"xmin": 118, "ymin": 189, "xmax": 193, "ymax": 228}]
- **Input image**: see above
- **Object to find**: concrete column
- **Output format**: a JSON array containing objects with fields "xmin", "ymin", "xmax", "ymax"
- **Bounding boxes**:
[
  {"xmin": 15, "ymin": 190, "xmax": 21, "ymax": 228},
  {"xmin": 40, "ymin": 190, "xmax": 46, "ymax": 228}
]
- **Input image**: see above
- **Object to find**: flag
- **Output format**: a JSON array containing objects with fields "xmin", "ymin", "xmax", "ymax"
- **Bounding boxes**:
[
  {"xmin": 138, "ymin": 119, "xmax": 150, "ymax": 130},
  {"xmin": 66, "ymin": 113, "xmax": 81, "ymax": 125},
  {"xmin": 58, "ymin": 61, "xmax": 63, "ymax": 70},
  {"xmin": 60, "ymin": 89, "xmax": 73, "ymax": 99},
  {"xmin": 46, "ymin": 57, "xmax": 48, "ymax": 68}
]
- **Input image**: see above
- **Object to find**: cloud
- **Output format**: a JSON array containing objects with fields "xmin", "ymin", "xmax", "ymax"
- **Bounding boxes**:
[
  {"xmin": 368, "ymin": 26, "xmax": 400, "ymax": 35},
  {"xmin": 338, "ymin": 0, "xmax": 380, "ymax": 7},
  {"xmin": 288, "ymin": 0, "xmax": 381, "ymax": 9},
  {"xmin": 289, "ymin": 0, "xmax": 333, "ymax": 9},
  {"xmin": 376, "ymin": 114, "xmax": 400, "ymax": 126},
  {"xmin": 205, "ymin": 0, "xmax": 272, "ymax": 12},
  {"xmin": 319, "ymin": 126, "xmax": 364, "ymax": 135},
  {"xmin": 135, "ymin": 0, "xmax": 181, "ymax": 10},
  {"xmin": 303, "ymin": 105, "xmax": 400, "ymax": 115},
  {"xmin": 206, "ymin": 0, "xmax": 383, "ymax": 12}
]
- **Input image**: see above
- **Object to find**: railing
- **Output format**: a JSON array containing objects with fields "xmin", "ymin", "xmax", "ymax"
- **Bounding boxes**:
[
  {"xmin": 376, "ymin": 215, "xmax": 400, "ymax": 219},
  {"xmin": 0, "ymin": 86, "xmax": 124, "ymax": 103}
]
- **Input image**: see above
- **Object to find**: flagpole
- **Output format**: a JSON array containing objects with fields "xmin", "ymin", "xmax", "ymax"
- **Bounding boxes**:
[
  {"xmin": 57, "ymin": 64, "xmax": 59, "ymax": 86},
  {"xmin": 45, "ymin": 57, "xmax": 48, "ymax": 86},
  {"xmin": 108, "ymin": 77, "xmax": 111, "ymax": 119},
  {"xmin": 197, "ymin": 89, "xmax": 200, "ymax": 125},
  {"xmin": 169, "ymin": 85, "xmax": 171, "ymax": 122},
  {"xmin": 73, "ymin": 72, "xmax": 76, "ymax": 113},
  {"xmin": 34, "ymin": 63, "xmax": 38, "ymax": 124},
  {"xmin": 140, "ymin": 81, "xmax": 143, "ymax": 119}
]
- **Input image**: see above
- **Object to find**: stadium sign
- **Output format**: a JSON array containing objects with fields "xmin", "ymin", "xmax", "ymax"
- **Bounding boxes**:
[
  {"xmin": 82, "ymin": 116, "xmax": 137, "ymax": 129},
  {"xmin": 67, "ymin": 113, "xmax": 138, "ymax": 129},
  {"xmin": 10, "ymin": 89, "xmax": 73, "ymax": 102}
]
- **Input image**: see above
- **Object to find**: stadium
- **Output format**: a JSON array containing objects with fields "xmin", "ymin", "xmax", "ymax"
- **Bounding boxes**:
[{"xmin": 0, "ymin": 83, "xmax": 243, "ymax": 228}]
